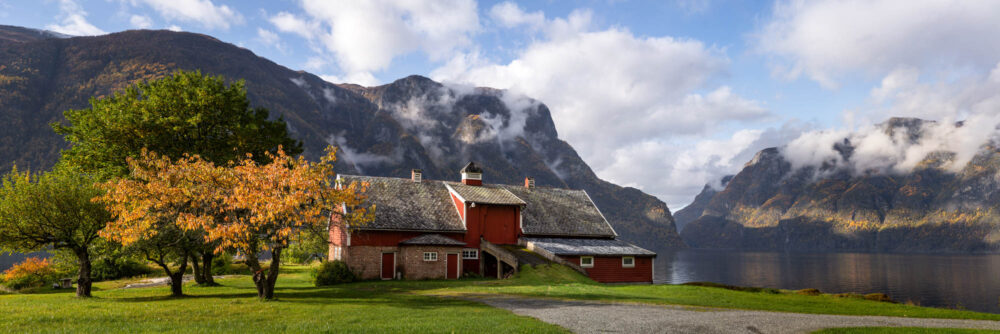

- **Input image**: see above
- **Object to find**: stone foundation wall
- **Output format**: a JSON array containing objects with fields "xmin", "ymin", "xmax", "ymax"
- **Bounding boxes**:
[
  {"xmin": 400, "ymin": 246, "xmax": 462, "ymax": 280},
  {"xmin": 345, "ymin": 246, "xmax": 398, "ymax": 280}
]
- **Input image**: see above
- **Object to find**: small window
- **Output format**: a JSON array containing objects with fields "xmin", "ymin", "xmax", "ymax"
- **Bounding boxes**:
[
  {"xmin": 462, "ymin": 249, "xmax": 478, "ymax": 259},
  {"xmin": 333, "ymin": 247, "xmax": 342, "ymax": 260},
  {"xmin": 423, "ymin": 252, "xmax": 438, "ymax": 261},
  {"xmin": 580, "ymin": 256, "xmax": 594, "ymax": 268},
  {"xmin": 622, "ymin": 256, "xmax": 635, "ymax": 268}
]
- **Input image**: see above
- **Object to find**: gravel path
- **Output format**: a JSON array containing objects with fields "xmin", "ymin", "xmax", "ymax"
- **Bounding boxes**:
[{"xmin": 467, "ymin": 295, "xmax": 1000, "ymax": 334}]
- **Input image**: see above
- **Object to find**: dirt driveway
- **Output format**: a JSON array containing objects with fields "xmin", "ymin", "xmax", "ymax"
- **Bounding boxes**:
[{"xmin": 468, "ymin": 295, "xmax": 1000, "ymax": 334}]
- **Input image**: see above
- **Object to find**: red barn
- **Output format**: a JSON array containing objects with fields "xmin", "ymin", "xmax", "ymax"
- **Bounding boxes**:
[{"xmin": 329, "ymin": 162, "xmax": 656, "ymax": 283}]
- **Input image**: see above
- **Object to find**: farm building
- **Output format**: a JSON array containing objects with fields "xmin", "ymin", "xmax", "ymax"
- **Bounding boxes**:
[{"xmin": 328, "ymin": 162, "xmax": 655, "ymax": 283}]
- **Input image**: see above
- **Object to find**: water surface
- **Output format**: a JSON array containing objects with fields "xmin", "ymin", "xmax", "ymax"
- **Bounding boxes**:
[{"xmin": 654, "ymin": 249, "xmax": 1000, "ymax": 314}]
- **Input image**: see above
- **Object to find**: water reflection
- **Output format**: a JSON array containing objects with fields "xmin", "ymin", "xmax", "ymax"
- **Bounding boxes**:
[{"xmin": 655, "ymin": 249, "xmax": 1000, "ymax": 313}]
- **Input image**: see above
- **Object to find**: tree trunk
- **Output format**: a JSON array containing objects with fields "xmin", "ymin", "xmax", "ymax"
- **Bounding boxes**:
[
  {"xmin": 190, "ymin": 254, "xmax": 205, "ymax": 285},
  {"xmin": 262, "ymin": 248, "xmax": 281, "ymax": 300},
  {"xmin": 247, "ymin": 255, "xmax": 265, "ymax": 297},
  {"xmin": 169, "ymin": 272, "xmax": 184, "ymax": 297},
  {"xmin": 74, "ymin": 249, "xmax": 92, "ymax": 298},
  {"xmin": 201, "ymin": 252, "xmax": 216, "ymax": 285}
]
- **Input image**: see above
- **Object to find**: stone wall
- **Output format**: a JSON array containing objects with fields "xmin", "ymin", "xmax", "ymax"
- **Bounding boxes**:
[
  {"xmin": 345, "ymin": 245, "xmax": 464, "ymax": 280},
  {"xmin": 345, "ymin": 246, "xmax": 397, "ymax": 280},
  {"xmin": 400, "ymin": 246, "xmax": 463, "ymax": 280}
]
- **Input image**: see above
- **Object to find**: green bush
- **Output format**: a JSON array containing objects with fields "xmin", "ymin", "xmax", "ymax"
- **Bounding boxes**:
[
  {"xmin": 91, "ymin": 257, "xmax": 153, "ymax": 281},
  {"xmin": 209, "ymin": 253, "xmax": 251, "ymax": 275},
  {"xmin": 312, "ymin": 261, "xmax": 355, "ymax": 286}
]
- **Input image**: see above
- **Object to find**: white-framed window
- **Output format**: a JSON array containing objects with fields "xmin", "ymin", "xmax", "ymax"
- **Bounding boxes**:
[
  {"xmin": 580, "ymin": 256, "xmax": 594, "ymax": 268},
  {"xmin": 462, "ymin": 249, "xmax": 479, "ymax": 259},
  {"xmin": 333, "ymin": 246, "xmax": 342, "ymax": 260},
  {"xmin": 423, "ymin": 252, "xmax": 438, "ymax": 261},
  {"xmin": 622, "ymin": 256, "xmax": 635, "ymax": 268}
]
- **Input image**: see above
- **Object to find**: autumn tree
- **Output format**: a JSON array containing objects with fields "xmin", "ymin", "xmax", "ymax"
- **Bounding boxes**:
[
  {"xmin": 216, "ymin": 147, "xmax": 371, "ymax": 299},
  {"xmin": 55, "ymin": 70, "xmax": 301, "ymax": 285},
  {"xmin": 99, "ymin": 151, "xmax": 224, "ymax": 296},
  {"xmin": 0, "ymin": 166, "xmax": 110, "ymax": 297}
]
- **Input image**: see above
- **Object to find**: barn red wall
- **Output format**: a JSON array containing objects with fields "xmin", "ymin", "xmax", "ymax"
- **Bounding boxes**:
[
  {"xmin": 463, "ymin": 204, "xmax": 519, "ymax": 247},
  {"xmin": 462, "ymin": 259, "xmax": 479, "ymax": 275},
  {"xmin": 350, "ymin": 231, "xmax": 465, "ymax": 247},
  {"xmin": 560, "ymin": 255, "xmax": 654, "ymax": 283}
]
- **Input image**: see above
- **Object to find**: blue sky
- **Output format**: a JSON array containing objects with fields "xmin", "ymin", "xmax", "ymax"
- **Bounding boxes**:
[{"xmin": 4, "ymin": 0, "xmax": 1000, "ymax": 207}]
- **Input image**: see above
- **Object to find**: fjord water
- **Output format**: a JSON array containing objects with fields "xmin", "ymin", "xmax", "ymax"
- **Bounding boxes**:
[{"xmin": 654, "ymin": 249, "xmax": 1000, "ymax": 313}]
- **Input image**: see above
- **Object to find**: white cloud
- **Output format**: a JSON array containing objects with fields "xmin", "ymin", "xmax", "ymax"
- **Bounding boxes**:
[
  {"xmin": 303, "ymin": 57, "xmax": 328, "ymax": 71},
  {"xmin": 319, "ymin": 73, "xmax": 379, "ymax": 86},
  {"xmin": 271, "ymin": 0, "xmax": 479, "ymax": 81},
  {"xmin": 600, "ymin": 123, "xmax": 809, "ymax": 206},
  {"xmin": 45, "ymin": 0, "xmax": 106, "ymax": 36},
  {"xmin": 433, "ymin": 7, "xmax": 773, "ymax": 207},
  {"xmin": 256, "ymin": 28, "xmax": 285, "ymax": 52},
  {"xmin": 756, "ymin": 0, "xmax": 1000, "ymax": 88},
  {"xmin": 269, "ymin": 11, "xmax": 316, "ymax": 40},
  {"xmin": 489, "ymin": 1, "xmax": 544, "ymax": 29},
  {"xmin": 166, "ymin": 25, "xmax": 182, "ymax": 32},
  {"xmin": 136, "ymin": 0, "xmax": 243, "ymax": 30},
  {"xmin": 129, "ymin": 14, "xmax": 153, "ymax": 29}
]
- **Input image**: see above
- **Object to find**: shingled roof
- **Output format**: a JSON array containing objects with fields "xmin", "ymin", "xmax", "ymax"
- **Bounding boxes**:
[
  {"xmin": 400, "ymin": 234, "xmax": 467, "ymax": 246},
  {"xmin": 339, "ymin": 175, "xmax": 464, "ymax": 232},
  {"xmin": 523, "ymin": 237, "xmax": 655, "ymax": 256},
  {"xmin": 445, "ymin": 182, "xmax": 526, "ymax": 205},
  {"xmin": 500, "ymin": 185, "xmax": 616, "ymax": 237}
]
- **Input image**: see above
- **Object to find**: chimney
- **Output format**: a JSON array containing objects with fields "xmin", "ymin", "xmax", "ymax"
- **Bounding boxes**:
[
  {"xmin": 411, "ymin": 169, "xmax": 422, "ymax": 183},
  {"xmin": 460, "ymin": 162, "xmax": 483, "ymax": 186},
  {"xmin": 524, "ymin": 177, "xmax": 535, "ymax": 189}
]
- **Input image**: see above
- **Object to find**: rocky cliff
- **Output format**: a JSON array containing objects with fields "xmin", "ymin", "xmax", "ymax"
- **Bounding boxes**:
[{"xmin": 680, "ymin": 118, "xmax": 1000, "ymax": 252}]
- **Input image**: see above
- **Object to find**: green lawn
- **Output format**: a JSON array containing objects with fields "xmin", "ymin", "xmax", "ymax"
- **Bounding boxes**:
[
  {"xmin": 814, "ymin": 328, "xmax": 1000, "ymax": 334},
  {"xmin": 413, "ymin": 265, "xmax": 1000, "ymax": 321},
  {"xmin": 3, "ymin": 263, "xmax": 1000, "ymax": 334},
  {"xmin": 0, "ymin": 266, "xmax": 566, "ymax": 334}
]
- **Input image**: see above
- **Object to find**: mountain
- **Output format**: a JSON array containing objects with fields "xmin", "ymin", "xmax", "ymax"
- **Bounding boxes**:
[
  {"xmin": 680, "ymin": 118, "xmax": 1000, "ymax": 252},
  {"xmin": 0, "ymin": 26, "xmax": 683, "ymax": 250},
  {"xmin": 673, "ymin": 175, "xmax": 731, "ymax": 232}
]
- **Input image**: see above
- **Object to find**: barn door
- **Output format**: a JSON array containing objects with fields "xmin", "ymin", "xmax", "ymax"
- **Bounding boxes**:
[
  {"xmin": 446, "ymin": 253, "xmax": 459, "ymax": 279},
  {"xmin": 381, "ymin": 253, "xmax": 395, "ymax": 280}
]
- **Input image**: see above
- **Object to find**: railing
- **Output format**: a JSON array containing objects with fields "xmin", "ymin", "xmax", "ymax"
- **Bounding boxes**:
[{"xmin": 480, "ymin": 238, "xmax": 519, "ymax": 278}]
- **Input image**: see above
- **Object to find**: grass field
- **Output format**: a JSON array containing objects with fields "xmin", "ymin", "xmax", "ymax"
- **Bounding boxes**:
[
  {"xmin": 3, "ymin": 263, "xmax": 999, "ymax": 333},
  {"xmin": 0, "ymin": 266, "xmax": 566, "ymax": 334}
]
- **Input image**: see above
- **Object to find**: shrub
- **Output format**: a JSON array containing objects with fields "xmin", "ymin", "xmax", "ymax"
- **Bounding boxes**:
[
  {"xmin": 313, "ymin": 261, "xmax": 355, "ymax": 286},
  {"xmin": 795, "ymin": 288, "xmax": 822, "ymax": 296},
  {"xmin": 91, "ymin": 257, "xmax": 153, "ymax": 281},
  {"xmin": 2, "ymin": 257, "xmax": 59, "ymax": 290}
]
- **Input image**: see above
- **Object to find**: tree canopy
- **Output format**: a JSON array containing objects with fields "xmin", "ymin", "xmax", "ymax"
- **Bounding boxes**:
[
  {"xmin": 53, "ymin": 70, "xmax": 301, "ymax": 180},
  {"xmin": 0, "ymin": 166, "xmax": 110, "ymax": 297},
  {"xmin": 100, "ymin": 146, "xmax": 371, "ymax": 299}
]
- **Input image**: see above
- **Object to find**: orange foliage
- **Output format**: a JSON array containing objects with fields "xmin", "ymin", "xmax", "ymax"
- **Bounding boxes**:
[
  {"xmin": 99, "ymin": 146, "xmax": 373, "ymax": 254},
  {"xmin": 2, "ymin": 257, "xmax": 57, "ymax": 289}
]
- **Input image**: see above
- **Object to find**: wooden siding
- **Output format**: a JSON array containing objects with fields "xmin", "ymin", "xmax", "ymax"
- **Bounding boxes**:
[
  {"xmin": 350, "ymin": 230, "xmax": 465, "ymax": 247},
  {"xmin": 463, "ymin": 204, "xmax": 520, "ymax": 247},
  {"xmin": 559, "ymin": 255, "xmax": 654, "ymax": 283}
]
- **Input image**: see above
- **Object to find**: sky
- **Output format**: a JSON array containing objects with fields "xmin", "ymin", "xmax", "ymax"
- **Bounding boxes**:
[{"xmin": 4, "ymin": 0, "xmax": 1000, "ymax": 208}]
